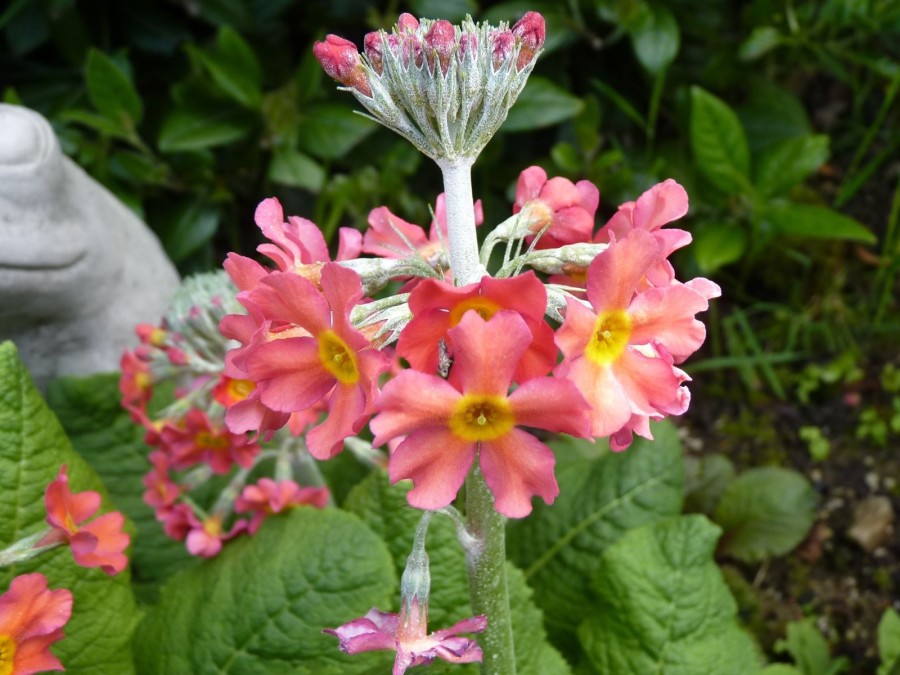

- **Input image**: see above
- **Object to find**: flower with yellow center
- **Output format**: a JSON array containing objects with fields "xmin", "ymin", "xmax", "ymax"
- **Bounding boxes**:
[{"xmin": 0, "ymin": 573, "xmax": 72, "ymax": 675}]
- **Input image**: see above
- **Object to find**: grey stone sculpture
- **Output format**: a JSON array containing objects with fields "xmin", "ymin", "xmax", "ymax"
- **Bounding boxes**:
[{"xmin": 0, "ymin": 103, "xmax": 179, "ymax": 390}]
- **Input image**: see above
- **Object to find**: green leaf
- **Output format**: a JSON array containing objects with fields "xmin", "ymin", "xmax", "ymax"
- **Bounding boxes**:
[
  {"xmin": 344, "ymin": 470, "xmax": 570, "ymax": 675},
  {"xmin": 158, "ymin": 99, "xmax": 256, "ymax": 153},
  {"xmin": 690, "ymin": 86, "xmax": 752, "ymax": 195},
  {"xmin": 156, "ymin": 198, "xmax": 220, "ymax": 262},
  {"xmin": 765, "ymin": 203, "xmax": 877, "ymax": 245},
  {"xmin": 46, "ymin": 373, "xmax": 196, "ymax": 600},
  {"xmin": 760, "ymin": 666, "xmax": 805, "ymax": 674},
  {"xmin": 0, "ymin": 342, "xmax": 140, "ymax": 674},
  {"xmin": 775, "ymin": 618, "xmax": 850, "ymax": 675},
  {"xmin": 508, "ymin": 421, "xmax": 684, "ymax": 637},
  {"xmin": 691, "ymin": 221, "xmax": 747, "ymax": 274},
  {"xmin": 714, "ymin": 467, "xmax": 818, "ymax": 562},
  {"xmin": 62, "ymin": 109, "xmax": 136, "ymax": 142},
  {"xmin": 878, "ymin": 608, "xmax": 900, "ymax": 675},
  {"xmin": 85, "ymin": 49, "xmax": 143, "ymax": 130},
  {"xmin": 629, "ymin": 4, "xmax": 680, "ymax": 75},
  {"xmin": 297, "ymin": 104, "xmax": 377, "ymax": 161},
  {"xmin": 189, "ymin": 26, "xmax": 263, "ymax": 109},
  {"xmin": 755, "ymin": 135, "xmax": 830, "ymax": 197},
  {"xmin": 739, "ymin": 26, "xmax": 782, "ymax": 61},
  {"xmin": 578, "ymin": 515, "xmax": 763, "ymax": 674},
  {"xmin": 684, "ymin": 453, "xmax": 736, "ymax": 516},
  {"xmin": 738, "ymin": 81, "xmax": 811, "ymax": 154},
  {"xmin": 502, "ymin": 76, "xmax": 584, "ymax": 133},
  {"xmin": 133, "ymin": 508, "xmax": 397, "ymax": 674},
  {"xmin": 268, "ymin": 146, "xmax": 325, "ymax": 191}
]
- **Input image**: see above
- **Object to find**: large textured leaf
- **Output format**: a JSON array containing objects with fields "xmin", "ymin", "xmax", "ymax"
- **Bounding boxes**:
[
  {"xmin": 0, "ymin": 342, "xmax": 140, "ymax": 674},
  {"xmin": 714, "ymin": 467, "xmax": 818, "ymax": 562},
  {"xmin": 578, "ymin": 515, "xmax": 762, "ymax": 674},
  {"xmin": 133, "ymin": 508, "xmax": 397, "ymax": 674},
  {"xmin": 345, "ymin": 470, "xmax": 570, "ymax": 675},
  {"xmin": 508, "ymin": 421, "xmax": 684, "ymax": 638},
  {"xmin": 46, "ymin": 373, "xmax": 196, "ymax": 600},
  {"xmin": 754, "ymin": 135, "xmax": 830, "ymax": 197},
  {"xmin": 765, "ymin": 202, "xmax": 877, "ymax": 245},
  {"xmin": 690, "ymin": 86, "xmax": 751, "ymax": 195}
]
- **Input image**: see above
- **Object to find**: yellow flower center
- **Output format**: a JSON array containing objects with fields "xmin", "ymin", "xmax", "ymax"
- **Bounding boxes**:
[
  {"xmin": 134, "ymin": 371, "xmax": 152, "ymax": 392},
  {"xmin": 195, "ymin": 431, "xmax": 230, "ymax": 451},
  {"xmin": 226, "ymin": 378, "xmax": 254, "ymax": 402},
  {"xmin": 449, "ymin": 395, "xmax": 515, "ymax": 442},
  {"xmin": 448, "ymin": 297, "xmax": 501, "ymax": 327},
  {"xmin": 585, "ymin": 309, "xmax": 632, "ymax": 365},
  {"xmin": 318, "ymin": 329, "xmax": 359, "ymax": 385},
  {"xmin": 0, "ymin": 634, "xmax": 16, "ymax": 675}
]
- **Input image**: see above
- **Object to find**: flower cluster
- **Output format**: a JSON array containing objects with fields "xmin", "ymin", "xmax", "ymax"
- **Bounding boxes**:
[{"xmin": 119, "ymin": 270, "xmax": 329, "ymax": 557}]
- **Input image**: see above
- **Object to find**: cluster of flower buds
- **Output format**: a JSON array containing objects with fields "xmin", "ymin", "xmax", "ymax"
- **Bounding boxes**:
[
  {"xmin": 0, "ymin": 466, "xmax": 132, "ymax": 673},
  {"xmin": 119, "ymin": 271, "xmax": 330, "ymax": 557},
  {"xmin": 314, "ymin": 12, "xmax": 546, "ymax": 162}
]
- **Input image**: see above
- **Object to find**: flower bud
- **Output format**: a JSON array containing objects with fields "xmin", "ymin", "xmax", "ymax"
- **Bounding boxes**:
[
  {"xmin": 491, "ymin": 30, "xmax": 515, "ymax": 71},
  {"xmin": 512, "ymin": 11, "xmax": 546, "ymax": 70},
  {"xmin": 364, "ymin": 32, "xmax": 383, "ymax": 74},
  {"xmin": 397, "ymin": 12, "xmax": 419, "ymax": 33},
  {"xmin": 458, "ymin": 32, "xmax": 477, "ymax": 61},
  {"xmin": 313, "ymin": 34, "xmax": 372, "ymax": 97},
  {"xmin": 425, "ymin": 19, "xmax": 456, "ymax": 75}
]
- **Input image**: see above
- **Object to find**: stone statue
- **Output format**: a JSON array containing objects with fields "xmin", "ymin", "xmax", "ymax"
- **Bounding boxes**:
[{"xmin": 0, "ymin": 103, "xmax": 179, "ymax": 390}]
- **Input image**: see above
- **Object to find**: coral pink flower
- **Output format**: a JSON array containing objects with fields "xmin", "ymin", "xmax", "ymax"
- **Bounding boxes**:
[
  {"xmin": 555, "ymin": 230, "xmax": 717, "ymax": 444},
  {"xmin": 119, "ymin": 350, "xmax": 152, "ymax": 413},
  {"xmin": 184, "ymin": 512, "xmax": 247, "ymax": 558},
  {"xmin": 396, "ymin": 272, "xmax": 557, "ymax": 383},
  {"xmin": 594, "ymin": 179, "xmax": 693, "ymax": 286},
  {"xmin": 142, "ymin": 451, "xmax": 180, "ymax": 510},
  {"xmin": 160, "ymin": 408, "xmax": 260, "ymax": 474},
  {"xmin": 373, "ymin": 311, "xmax": 590, "ymax": 518},
  {"xmin": 238, "ymin": 263, "xmax": 389, "ymax": 459},
  {"xmin": 513, "ymin": 166, "xmax": 599, "ymax": 249},
  {"xmin": 363, "ymin": 194, "xmax": 483, "ymax": 264},
  {"xmin": 41, "ymin": 466, "xmax": 130, "ymax": 576},
  {"xmin": 325, "ymin": 606, "xmax": 486, "ymax": 675},
  {"xmin": 0, "ymin": 573, "xmax": 72, "ymax": 675},
  {"xmin": 235, "ymin": 479, "xmax": 329, "ymax": 534}
]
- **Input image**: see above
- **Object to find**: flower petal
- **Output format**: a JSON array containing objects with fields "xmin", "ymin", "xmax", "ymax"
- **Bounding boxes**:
[
  {"xmin": 390, "ymin": 428, "xmax": 476, "ymax": 510},
  {"xmin": 371, "ymin": 371, "xmax": 459, "ymax": 446},
  {"xmin": 480, "ymin": 429, "xmax": 559, "ymax": 518}
]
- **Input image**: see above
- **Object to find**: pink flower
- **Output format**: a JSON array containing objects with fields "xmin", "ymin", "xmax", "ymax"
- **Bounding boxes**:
[
  {"xmin": 235, "ymin": 479, "xmax": 329, "ymax": 534},
  {"xmin": 0, "ymin": 573, "xmax": 72, "ymax": 675},
  {"xmin": 238, "ymin": 264, "xmax": 389, "ymax": 459},
  {"xmin": 373, "ymin": 310, "xmax": 590, "ymax": 518},
  {"xmin": 159, "ymin": 408, "xmax": 260, "ymax": 474},
  {"xmin": 325, "ymin": 606, "xmax": 486, "ymax": 675},
  {"xmin": 142, "ymin": 451, "xmax": 180, "ymax": 511},
  {"xmin": 555, "ymin": 230, "xmax": 717, "ymax": 445},
  {"xmin": 119, "ymin": 350, "xmax": 152, "ymax": 413},
  {"xmin": 40, "ymin": 466, "xmax": 130, "ymax": 576},
  {"xmin": 396, "ymin": 272, "xmax": 557, "ymax": 383},
  {"xmin": 513, "ymin": 166, "xmax": 599, "ymax": 249},
  {"xmin": 184, "ymin": 512, "xmax": 247, "ymax": 558}
]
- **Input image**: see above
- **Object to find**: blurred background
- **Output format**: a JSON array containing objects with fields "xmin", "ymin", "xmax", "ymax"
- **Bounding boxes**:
[{"xmin": 2, "ymin": 0, "xmax": 898, "ymax": 669}]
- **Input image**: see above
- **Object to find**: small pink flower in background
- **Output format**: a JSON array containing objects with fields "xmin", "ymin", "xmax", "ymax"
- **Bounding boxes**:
[
  {"xmin": 235, "ymin": 479, "xmax": 329, "ymax": 534},
  {"xmin": 40, "ymin": 466, "xmax": 130, "ymax": 576},
  {"xmin": 237, "ymin": 263, "xmax": 389, "ymax": 459},
  {"xmin": 373, "ymin": 310, "xmax": 590, "ymax": 518},
  {"xmin": 160, "ymin": 409, "xmax": 260, "ymax": 474},
  {"xmin": 119, "ymin": 350, "xmax": 152, "ymax": 414},
  {"xmin": 325, "ymin": 606, "xmax": 486, "ymax": 675},
  {"xmin": 555, "ymin": 230, "xmax": 718, "ymax": 446},
  {"xmin": 142, "ymin": 451, "xmax": 180, "ymax": 511},
  {"xmin": 513, "ymin": 166, "xmax": 599, "ymax": 248},
  {"xmin": 396, "ymin": 271, "xmax": 557, "ymax": 383},
  {"xmin": 184, "ymin": 513, "xmax": 247, "ymax": 558},
  {"xmin": 0, "ymin": 573, "xmax": 72, "ymax": 675}
]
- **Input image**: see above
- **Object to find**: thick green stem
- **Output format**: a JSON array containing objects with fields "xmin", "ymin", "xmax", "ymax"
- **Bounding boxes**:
[{"xmin": 465, "ymin": 466, "xmax": 516, "ymax": 675}]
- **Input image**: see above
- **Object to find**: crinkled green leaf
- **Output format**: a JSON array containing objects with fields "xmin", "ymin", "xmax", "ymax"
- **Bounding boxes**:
[
  {"xmin": 86, "ymin": 49, "xmax": 143, "ymax": 129},
  {"xmin": 690, "ymin": 86, "xmax": 752, "ymax": 195},
  {"xmin": 508, "ymin": 421, "xmax": 684, "ymax": 638},
  {"xmin": 629, "ymin": 3, "xmax": 680, "ymax": 75},
  {"xmin": 0, "ymin": 342, "xmax": 140, "ymax": 674},
  {"xmin": 297, "ymin": 104, "xmax": 377, "ymax": 161},
  {"xmin": 878, "ymin": 608, "xmax": 900, "ymax": 675},
  {"xmin": 714, "ymin": 467, "xmax": 818, "ymax": 562},
  {"xmin": 46, "ymin": 373, "xmax": 196, "ymax": 601},
  {"xmin": 578, "ymin": 515, "xmax": 763, "ymax": 674},
  {"xmin": 345, "ymin": 470, "xmax": 570, "ymax": 675},
  {"xmin": 754, "ymin": 135, "xmax": 830, "ymax": 198},
  {"xmin": 133, "ymin": 508, "xmax": 396, "ymax": 674},
  {"xmin": 502, "ymin": 76, "xmax": 584, "ymax": 132},
  {"xmin": 765, "ymin": 202, "xmax": 877, "ymax": 245}
]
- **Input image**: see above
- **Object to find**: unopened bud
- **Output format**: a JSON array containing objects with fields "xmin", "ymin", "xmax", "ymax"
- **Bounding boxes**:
[
  {"xmin": 364, "ymin": 32, "xmax": 383, "ymax": 74},
  {"xmin": 512, "ymin": 11, "xmax": 546, "ymax": 70},
  {"xmin": 397, "ymin": 13, "xmax": 419, "ymax": 33},
  {"xmin": 425, "ymin": 19, "xmax": 456, "ymax": 75},
  {"xmin": 491, "ymin": 30, "xmax": 515, "ymax": 71},
  {"xmin": 313, "ymin": 35, "xmax": 372, "ymax": 97},
  {"xmin": 458, "ymin": 32, "xmax": 477, "ymax": 61}
]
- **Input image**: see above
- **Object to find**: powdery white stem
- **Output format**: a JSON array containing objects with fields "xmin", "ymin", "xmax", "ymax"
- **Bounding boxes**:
[{"xmin": 437, "ymin": 158, "xmax": 486, "ymax": 286}]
